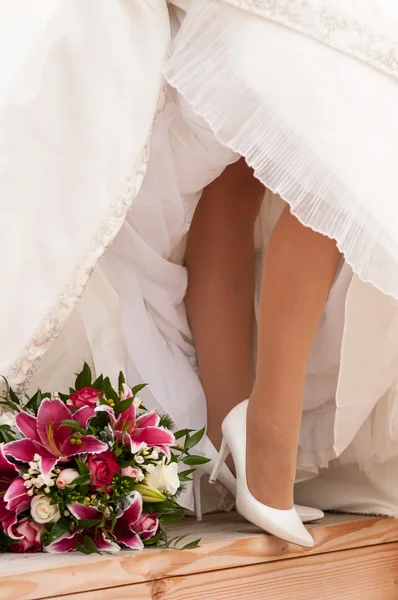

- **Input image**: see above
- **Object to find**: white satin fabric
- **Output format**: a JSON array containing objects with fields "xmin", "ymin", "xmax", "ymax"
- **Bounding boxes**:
[
  {"xmin": 2, "ymin": 1, "xmax": 398, "ymax": 515},
  {"xmin": 0, "ymin": 0, "xmax": 169, "ymax": 391}
]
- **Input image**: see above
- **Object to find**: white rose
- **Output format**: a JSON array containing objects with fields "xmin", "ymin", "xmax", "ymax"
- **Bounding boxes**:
[
  {"xmin": 56, "ymin": 468, "xmax": 79, "ymax": 490},
  {"xmin": 31, "ymin": 495, "xmax": 60, "ymax": 524},
  {"xmin": 146, "ymin": 462, "xmax": 180, "ymax": 496},
  {"xmin": 0, "ymin": 411, "xmax": 16, "ymax": 427}
]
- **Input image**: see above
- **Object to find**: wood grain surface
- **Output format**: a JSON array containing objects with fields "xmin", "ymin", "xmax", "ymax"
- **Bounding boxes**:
[
  {"xmin": 44, "ymin": 542, "xmax": 398, "ymax": 600},
  {"xmin": 1, "ymin": 513, "xmax": 398, "ymax": 600}
]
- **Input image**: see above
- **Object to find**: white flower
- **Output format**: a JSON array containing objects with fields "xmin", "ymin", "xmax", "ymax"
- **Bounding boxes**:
[
  {"xmin": 34, "ymin": 476, "xmax": 45, "ymax": 488},
  {"xmin": 146, "ymin": 462, "xmax": 180, "ymax": 496},
  {"xmin": 150, "ymin": 449, "xmax": 159, "ymax": 461},
  {"xmin": 0, "ymin": 411, "xmax": 15, "ymax": 427},
  {"xmin": 143, "ymin": 463, "xmax": 156, "ymax": 473},
  {"xmin": 133, "ymin": 396, "xmax": 142, "ymax": 409},
  {"xmin": 31, "ymin": 495, "xmax": 60, "ymax": 524},
  {"xmin": 56, "ymin": 468, "xmax": 79, "ymax": 490},
  {"xmin": 135, "ymin": 456, "xmax": 145, "ymax": 465},
  {"xmin": 121, "ymin": 384, "xmax": 133, "ymax": 401}
]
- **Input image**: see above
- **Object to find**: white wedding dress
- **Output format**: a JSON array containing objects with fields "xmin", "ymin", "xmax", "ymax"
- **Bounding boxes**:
[{"xmin": 2, "ymin": 0, "xmax": 398, "ymax": 515}]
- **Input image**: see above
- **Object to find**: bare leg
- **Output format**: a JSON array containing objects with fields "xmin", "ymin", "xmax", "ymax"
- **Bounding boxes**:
[
  {"xmin": 185, "ymin": 158, "xmax": 263, "ymax": 451},
  {"xmin": 247, "ymin": 208, "xmax": 341, "ymax": 509}
]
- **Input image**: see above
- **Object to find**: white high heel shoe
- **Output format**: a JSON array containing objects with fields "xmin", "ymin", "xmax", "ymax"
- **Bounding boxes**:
[
  {"xmin": 194, "ymin": 435, "xmax": 323, "ymax": 525},
  {"xmin": 209, "ymin": 400, "xmax": 315, "ymax": 548},
  {"xmin": 193, "ymin": 436, "xmax": 237, "ymax": 521}
]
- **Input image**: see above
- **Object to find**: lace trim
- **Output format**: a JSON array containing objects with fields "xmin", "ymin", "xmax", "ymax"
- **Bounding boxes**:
[
  {"xmin": 5, "ymin": 86, "xmax": 166, "ymax": 396},
  {"xmin": 219, "ymin": 0, "xmax": 398, "ymax": 80}
]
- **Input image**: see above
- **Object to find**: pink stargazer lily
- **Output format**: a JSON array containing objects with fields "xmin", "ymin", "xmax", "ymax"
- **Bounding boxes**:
[
  {"xmin": 114, "ymin": 404, "xmax": 175, "ymax": 456},
  {"xmin": 73, "ymin": 405, "xmax": 116, "ymax": 429},
  {"xmin": 45, "ymin": 526, "xmax": 120, "ymax": 554},
  {"xmin": 4, "ymin": 399, "xmax": 108, "ymax": 482},
  {"xmin": 46, "ymin": 492, "xmax": 147, "ymax": 553},
  {"xmin": 0, "ymin": 444, "xmax": 30, "ymax": 537}
]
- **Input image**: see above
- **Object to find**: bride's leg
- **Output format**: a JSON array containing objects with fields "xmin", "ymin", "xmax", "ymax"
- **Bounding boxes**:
[
  {"xmin": 185, "ymin": 158, "xmax": 263, "ymax": 451},
  {"xmin": 248, "ymin": 207, "xmax": 341, "ymax": 509}
]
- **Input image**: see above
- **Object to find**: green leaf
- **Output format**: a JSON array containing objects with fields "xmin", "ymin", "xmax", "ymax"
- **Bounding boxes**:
[
  {"xmin": 174, "ymin": 429, "xmax": 194, "ymax": 441},
  {"xmin": 131, "ymin": 383, "xmax": 147, "ymax": 397},
  {"xmin": 78, "ymin": 519, "xmax": 101, "ymax": 529},
  {"xmin": 102, "ymin": 377, "xmax": 119, "ymax": 403},
  {"xmin": 58, "ymin": 392, "xmax": 70, "ymax": 402},
  {"xmin": 0, "ymin": 425, "xmax": 15, "ymax": 443},
  {"xmin": 182, "ymin": 538, "xmax": 201, "ymax": 550},
  {"xmin": 182, "ymin": 455, "xmax": 211, "ymax": 466},
  {"xmin": 166, "ymin": 534, "xmax": 190, "ymax": 548},
  {"xmin": 185, "ymin": 427, "xmax": 205, "ymax": 450},
  {"xmin": 0, "ymin": 394, "xmax": 22, "ymax": 413},
  {"xmin": 44, "ymin": 518, "xmax": 70, "ymax": 546},
  {"xmin": 75, "ymin": 458, "xmax": 90, "ymax": 475},
  {"xmin": 8, "ymin": 388, "xmax": 21, "ymax": 408},
  {"xmin": 60, "ymin": 420, "xmax": 87, "ymax": 434},
  {"xmin": 76, "ymin": 535, "xmax": 102, "ymax": 555},
  {"xmin": 113, "ymin": 396, "xmax": 134, "ymax": 416},
  {"xmin": 118, "ymin": 371, "xmax": 125, "ymax": 394},
  {"xmin": 110, "ymin": 512, "xmax": 117, "ymax": 531},
  {"xmin": 92, "ymin": 374, "xmax": 104, "ymax": 390},
  {"xmin": 84, "ymin": 535, "xmax": 102, "ymax": 554},
  {"xmin": 75, "ymin": 362, "xmax": 92, "ymax": 390},
  {"xmin": 178, "ymin": 468, "xmax": 196, "ymax": 482},
  {"xmin": 143, "ymin": 532, "xmax": 165, "ymax": 547},
  {"xmin": 79, "ymin": 484, "xmax": 89, "ymax": 497},
  {"xmin": 68, "ymin": 474, "xmax": 91, "ymax": 487},
  {"xmin": 0, "ymin": 400, "xmax": 20, "ymax": 412}
]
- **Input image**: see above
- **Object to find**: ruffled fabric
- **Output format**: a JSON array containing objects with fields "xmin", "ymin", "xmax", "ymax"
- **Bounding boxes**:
[{"xmin": 165, "ymin": 0, "xmax": 398, "ymax": 300}]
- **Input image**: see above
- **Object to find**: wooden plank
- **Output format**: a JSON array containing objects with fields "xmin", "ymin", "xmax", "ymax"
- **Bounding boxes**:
[
  {"xmin": 46, "ymin": 542, "xmax": 398, "ymax": 600},
  {"xmin": 2, "ymin": 513, "xmax": 398, "ymax": 600}
]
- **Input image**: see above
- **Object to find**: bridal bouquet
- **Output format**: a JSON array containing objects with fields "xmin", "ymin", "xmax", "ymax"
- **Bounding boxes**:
[{"xmin": 0, "ymin": 364, "xmax": 207, "ymax": 554}]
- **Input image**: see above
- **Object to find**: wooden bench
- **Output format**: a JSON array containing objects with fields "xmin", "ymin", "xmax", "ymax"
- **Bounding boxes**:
[{"xmin": 2, "ymin": 512, "xmax": 398, "ymax": 599}]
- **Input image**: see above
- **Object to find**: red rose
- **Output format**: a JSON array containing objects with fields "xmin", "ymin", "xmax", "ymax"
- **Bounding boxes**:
[
  {"xmin": 88, "ymin": 451, "xmax": 121, "ymax": 492},
  {"xmin": 70, "ymin": 387, "xmax": 102, "ymax": 408}
]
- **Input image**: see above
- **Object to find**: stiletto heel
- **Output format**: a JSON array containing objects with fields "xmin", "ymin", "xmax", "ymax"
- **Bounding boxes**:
[
  {"xmin": 209, "ymin": 438, "xmax": 230, "ymax": 484},
  {"xmin": 192, "ymin": 436, "xmax": 237, "ymax": 521},
  {"xmin": 212, "ymin": 400, "xmax": 315, "ymax": 548}
]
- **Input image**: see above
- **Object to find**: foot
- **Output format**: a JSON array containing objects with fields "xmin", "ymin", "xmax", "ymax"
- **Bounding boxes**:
[{"xmin": 246, "ymin": 400, "xmax": 298, "ymax": 510}]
